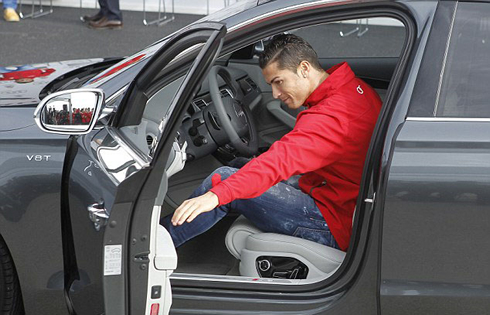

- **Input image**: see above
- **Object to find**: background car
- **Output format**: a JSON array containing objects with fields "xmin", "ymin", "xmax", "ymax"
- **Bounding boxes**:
[{"xmin": 1, "ymin": 0, "xmax": 489, "ymax": 314}]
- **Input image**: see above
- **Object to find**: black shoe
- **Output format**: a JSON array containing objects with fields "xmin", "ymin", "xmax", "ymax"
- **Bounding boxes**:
[
  {"xmin": 82, "ymin": 12, "xmax": 104, "ymax": 23},
  {"xmin": 88, "ymin": 17, "xmax": 123, "ymax": 30}
]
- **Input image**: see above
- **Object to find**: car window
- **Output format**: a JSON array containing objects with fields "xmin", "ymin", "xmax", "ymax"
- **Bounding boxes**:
[
  {"xmin": 435, "ymin": 3, "xmax": 490, "ymax": 118},
  {"xmin": 267, "ymin": 17, "xmax": 405, "ymax": 106},
  {"xmin": 118, "ymin": 43, "xmax": 209, "ymax": 157},
  {"xmin": 294, "ymin": 18, "xmax": 405, "ymax": 58},
  {"xmin": 119, "ymin": 74, "xmax": 186, "ymax": 158}
]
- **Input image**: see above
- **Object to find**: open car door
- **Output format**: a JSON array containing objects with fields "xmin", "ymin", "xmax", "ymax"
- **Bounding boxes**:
[{"xmin": 58, "ymin": 22, "xmax": 226, "ymax": 315}]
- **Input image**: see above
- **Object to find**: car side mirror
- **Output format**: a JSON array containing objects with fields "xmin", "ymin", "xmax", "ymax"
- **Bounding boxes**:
[{"xmin": 34, "ymin": 88, "xmax": 104, "ymax": 135}]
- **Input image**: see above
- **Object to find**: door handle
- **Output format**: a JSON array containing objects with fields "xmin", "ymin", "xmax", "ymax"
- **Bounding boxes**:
[{"xmin": 88, "ymin": 201, "xmax": 109, "ymax": 232}]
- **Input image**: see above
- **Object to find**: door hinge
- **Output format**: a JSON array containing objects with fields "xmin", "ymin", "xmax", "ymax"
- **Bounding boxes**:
[{"xmin": 88, "ymin": 201, "xmax": 109, "ymax": 232}]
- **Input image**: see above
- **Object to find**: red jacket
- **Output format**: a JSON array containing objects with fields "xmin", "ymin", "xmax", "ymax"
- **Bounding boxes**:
[{"xmin": 210, "ymin": 62, "xmax": 382, "ymax": 251}]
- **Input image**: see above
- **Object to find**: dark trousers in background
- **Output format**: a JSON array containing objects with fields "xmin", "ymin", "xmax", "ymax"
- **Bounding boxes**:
[{"xmin": 98, "ymin": 0, "xmax": 122, "ymax": 21}]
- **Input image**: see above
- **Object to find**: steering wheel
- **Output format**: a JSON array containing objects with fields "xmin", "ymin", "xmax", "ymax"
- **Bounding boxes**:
[{"xmin": 207, "ymin": 66, "xmax": 258, "ymax": 157}]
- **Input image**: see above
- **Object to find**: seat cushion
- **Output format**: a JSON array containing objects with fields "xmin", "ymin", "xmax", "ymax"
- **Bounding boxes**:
[{"xmin": 226, "ymin": 216, "xmax": 346, "ymax": 277}]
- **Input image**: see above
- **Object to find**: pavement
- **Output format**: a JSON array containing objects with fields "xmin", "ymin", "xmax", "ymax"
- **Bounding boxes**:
[{"xmin": 0, "ymin": 6, "xmax": 203, "ymax": 67}]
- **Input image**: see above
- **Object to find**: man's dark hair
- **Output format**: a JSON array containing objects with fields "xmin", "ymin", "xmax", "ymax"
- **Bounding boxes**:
[{"xmin": 259, "ymin": 34, "xmax": 323, "ymax": 72}]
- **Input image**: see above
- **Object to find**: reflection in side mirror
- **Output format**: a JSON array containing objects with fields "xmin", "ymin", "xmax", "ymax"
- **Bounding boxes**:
[{"xmin": 34, "ymin": 88, "xmax": 104, "ymax": 135}]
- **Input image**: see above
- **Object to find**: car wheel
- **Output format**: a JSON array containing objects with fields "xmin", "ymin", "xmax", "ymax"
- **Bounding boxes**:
[{"xmin": 0, "ymin": 236, "xmax": 23, "ymax": 315}]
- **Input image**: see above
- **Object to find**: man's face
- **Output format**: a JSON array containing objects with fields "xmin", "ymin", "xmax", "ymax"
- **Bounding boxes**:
[{"xmin": 262, "ymin": 61, "xmax": 310, "ymax": 109}]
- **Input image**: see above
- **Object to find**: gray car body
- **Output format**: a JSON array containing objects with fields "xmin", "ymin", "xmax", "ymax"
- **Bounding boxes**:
[{"xmin": 1, "ymin": 0, "xmax": 489, "ymax": 314}]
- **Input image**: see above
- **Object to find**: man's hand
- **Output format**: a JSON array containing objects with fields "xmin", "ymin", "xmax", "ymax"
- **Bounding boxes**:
[{"xmin": 171, "ymin": 191, "xmax": 219, "ymax": 226}]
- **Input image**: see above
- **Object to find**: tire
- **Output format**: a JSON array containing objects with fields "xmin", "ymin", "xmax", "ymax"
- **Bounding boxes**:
[{"xmin": 0, "ymin": 236, "xmax": 23, "ymax": 315}]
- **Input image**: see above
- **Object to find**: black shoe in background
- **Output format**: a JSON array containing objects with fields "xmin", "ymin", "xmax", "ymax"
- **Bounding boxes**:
[
  {"xmin": 82, "ymin": 12, "xmax": 104, "ymax": 23},
  {"xmin": 88, "ymin": 17, "xmax": 123, "ymax": 30}
]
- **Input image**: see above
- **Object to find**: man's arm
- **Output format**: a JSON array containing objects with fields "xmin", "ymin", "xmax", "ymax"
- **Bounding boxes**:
[
  {"xmin": 210, "ymin": 110, "xmax": 347, "ymax": 204},
  {"xmin": 172, "ymin": 109, "xmax": 348, "ymax": 225}
]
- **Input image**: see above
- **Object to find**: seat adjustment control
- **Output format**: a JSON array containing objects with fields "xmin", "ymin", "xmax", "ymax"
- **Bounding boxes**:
[{"xmin": 258, "ymin": 259, "xmax": 271, "ymax": 272}]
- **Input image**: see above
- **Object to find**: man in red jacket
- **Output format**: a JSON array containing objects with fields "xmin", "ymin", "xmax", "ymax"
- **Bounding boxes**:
[{"xmin": 162, "ymin": 34, "xmax": 382, "ymax": 251}]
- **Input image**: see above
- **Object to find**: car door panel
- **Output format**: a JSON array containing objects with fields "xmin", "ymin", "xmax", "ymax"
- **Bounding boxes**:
[
  {"xmin": 380, "ymin": 1, "xmax": 490, "ymax": 312},
  {"xmin": 381, "ymin": 120, "xmax": 490, "ymax": 314},
  {"xmin": 129, "ymin": 24, "xmax": 228, "ymax": 314},
  {"xmin": 64, "ymin": 128, "xmax": 143, "ymax": 315},
  {"xmin": 63, "ymin": 23, "xmax": 227, "ymax": 315}
]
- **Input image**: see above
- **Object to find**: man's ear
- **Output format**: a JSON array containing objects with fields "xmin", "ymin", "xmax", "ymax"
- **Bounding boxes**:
[{"xmin": 299, "ymin": 61, "xmax": 311, "ymax": 78}]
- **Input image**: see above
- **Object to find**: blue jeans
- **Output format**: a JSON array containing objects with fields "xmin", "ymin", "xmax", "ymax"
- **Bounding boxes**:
[
  {"xmin": 161, "ymin": 167, "xmax": 340, "ymax": 249},
  {"xmin": 3, "ymin": 0, "xmax": 17, "ymax": 10}
]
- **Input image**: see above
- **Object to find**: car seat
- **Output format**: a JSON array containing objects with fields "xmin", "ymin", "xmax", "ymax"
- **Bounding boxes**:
[{"xmin": 225, "ymin": 215, "xmax": 346, "ymax": 280}]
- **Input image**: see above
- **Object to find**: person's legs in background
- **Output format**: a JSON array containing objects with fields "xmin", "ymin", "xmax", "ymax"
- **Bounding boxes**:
[
  {"xmin": 3, "ymin": 0, "xmax": 20, "ymax": 22},
  {"xmin": 86, "ymin": 0, "xmax": 123, "ymax": 29},
  {"xmin": 102, "ymin": 0, "xmax": 122, "ymax": 22},
  {"xmin": 161, "ymin": 167, "xmax": 340, "ymax": 249},
  {"xmin": 82, "ymin": 7, "xmax": 104, "ymax": 23}
]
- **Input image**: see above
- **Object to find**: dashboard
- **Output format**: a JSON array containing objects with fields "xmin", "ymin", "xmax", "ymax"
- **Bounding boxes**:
[
  {"xmin": 125, "ymin": 66, "xmax": 262, "ymax": 179},
  {"xmin": 182, "ymin": 70, "xmax": 261, "ymax": 162}
]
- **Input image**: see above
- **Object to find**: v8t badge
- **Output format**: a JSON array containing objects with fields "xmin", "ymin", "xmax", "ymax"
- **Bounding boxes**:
[{"xmin": 26, "ymin": 155, "xmax": 52, "ymax": 162}]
